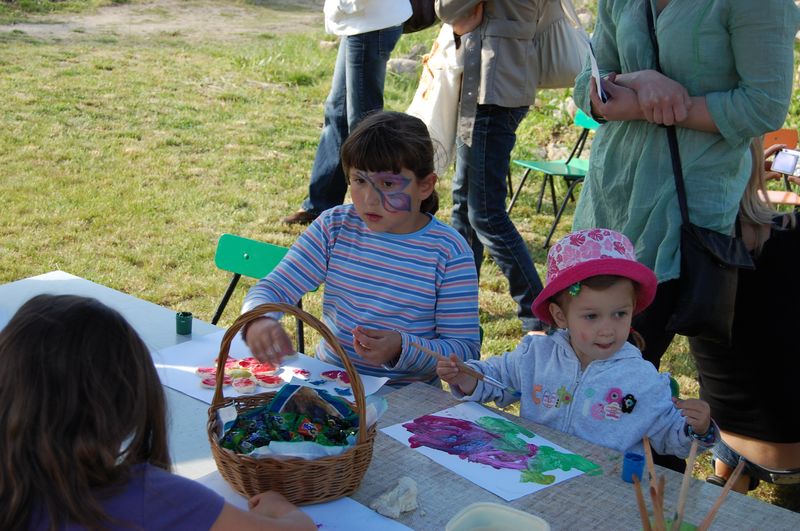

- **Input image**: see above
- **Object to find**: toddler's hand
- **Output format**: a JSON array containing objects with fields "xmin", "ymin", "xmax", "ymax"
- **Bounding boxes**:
[
  {"xmin": 248, "ymin": 491, "xmax": 315, "ymax": 529},
  {"xmin": 244, "ymin": 317, "xmax": 294, "ymax": 365},
  {"xmin": 436, "ymin": 354, "xmax": 477, "ymax": 395},
  {"xmin": 352, "ymin": 326, "xmax": 401, "ymax": 366},
  {"xmin": 674, "ymin": 397, "xmax": 711, "ymax": 436}
]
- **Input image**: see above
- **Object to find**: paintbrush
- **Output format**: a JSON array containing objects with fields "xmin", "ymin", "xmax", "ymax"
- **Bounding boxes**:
[
  {"xmin": 671, "ymin": 439, "xmax": 699, "ymax": 531},
  {"xmin": 632, "ymin": 474, "xmax": 652, "ymax": 531},
  {"xmin": 697, "ymin": 459, "xmax": 746, "ymax": 531},
  {"xmin": 410, "ymin": 342, "xmax": 519, "ymax": 395}
]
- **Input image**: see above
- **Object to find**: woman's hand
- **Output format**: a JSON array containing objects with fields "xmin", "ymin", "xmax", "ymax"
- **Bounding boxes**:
[
  {"xmin": 436, "ymin": 354, "xmax": 477, "ymax": 396},
  {"xmin": 452, "ymin": 2, "xmax": 484, "ymax": 36},
  {"xmin": 589, "ymin": 74, "xmax": 644, "ymax": 122},
  {"xmin": 351, "ymin": 326, "xmax": 402, "ymax": 366},
  {"xmin": 244, "ymin": 317, "xmax": 294, "ymax": 365},
  {"xmin": 615, "ymin": 69, "xmax": 692, "ymax": 125}
]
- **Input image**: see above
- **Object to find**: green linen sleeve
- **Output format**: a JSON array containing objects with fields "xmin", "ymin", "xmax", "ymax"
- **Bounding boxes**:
[{"xmin": 706, "ymin": 0, "xmax": 800, "ymax": 145}]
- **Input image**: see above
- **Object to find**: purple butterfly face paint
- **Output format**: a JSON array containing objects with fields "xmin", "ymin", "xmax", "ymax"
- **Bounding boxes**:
[{"xmin": 357, "ymin": 170, "xmax": 412, "ymax": 213}]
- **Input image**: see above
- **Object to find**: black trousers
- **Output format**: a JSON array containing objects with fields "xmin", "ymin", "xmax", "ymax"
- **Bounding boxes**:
[{"xmin": 631, "ymin": 279, "xmax": 686, "ymax": 473}]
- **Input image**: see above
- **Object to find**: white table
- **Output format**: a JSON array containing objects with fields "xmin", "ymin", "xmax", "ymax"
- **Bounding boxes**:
[{"xmin": 0, "ymin": 270, "xmax": 220, "ymax": 478}]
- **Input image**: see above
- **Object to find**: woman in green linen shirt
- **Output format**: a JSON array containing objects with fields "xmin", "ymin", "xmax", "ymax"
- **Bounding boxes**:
[{"xmin": 572, "ymin": 0, "xmax": 799, "ymax": 368}]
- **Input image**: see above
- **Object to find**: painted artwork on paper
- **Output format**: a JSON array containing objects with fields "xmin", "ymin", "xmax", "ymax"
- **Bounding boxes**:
[{"xmin": 382, "ymin": 402, "xmax": 600, "ymax": 501}]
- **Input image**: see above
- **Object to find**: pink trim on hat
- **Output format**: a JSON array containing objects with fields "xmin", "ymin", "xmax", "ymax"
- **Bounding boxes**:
[{"xmin": 531, "ymin": 229, "xmax": 657, "ymax": 325}]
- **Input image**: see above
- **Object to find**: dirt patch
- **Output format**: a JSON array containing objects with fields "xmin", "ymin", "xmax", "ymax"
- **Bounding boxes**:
[{"xmin": 0, "ymin": 0, "xmax": 323, "ymax": 42}]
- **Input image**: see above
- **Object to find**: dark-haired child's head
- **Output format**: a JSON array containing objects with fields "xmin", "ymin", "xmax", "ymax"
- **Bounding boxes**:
[
  {"xmin": 341, "ymin": 112, "xmax": 439, "ymax": 234},
  {"xmin": 0, "ymin": 294, "xmax": 169, "ymax": 528}
]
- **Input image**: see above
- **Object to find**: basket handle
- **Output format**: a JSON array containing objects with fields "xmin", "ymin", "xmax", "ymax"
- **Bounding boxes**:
[{"xmin": 212, "ymin": 303, "xmax": 368, "ymax": 444}]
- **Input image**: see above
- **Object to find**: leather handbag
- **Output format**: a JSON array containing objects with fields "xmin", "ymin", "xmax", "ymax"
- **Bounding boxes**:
[
  {"xmin": 406, "ymin": 24, "xmax": 463, "ymax": 175},
  {"xmin": 644, "ymin": 2, "xmax": 754, "ymax": 346},
  {"xmin": 534, "ymin": 0, "xmax": 589, "ymax": 89},
  {"xmin": 403, "ymin": 0, "xmax": 438, "ymax": 34}
]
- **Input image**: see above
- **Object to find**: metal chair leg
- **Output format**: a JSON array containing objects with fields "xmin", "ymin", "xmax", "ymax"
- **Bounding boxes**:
[
  {"xmin": 295, "ymin": 299, "xmax": 305, "ymax": 353},
  {"xmin": 543, "ymin": 179, "xmax": 584, "ymax": 248},
  {"xmin": 536, "ymin": 172, "xmax": 548, "ymax": 213},
  {"xmin": 507, "ymin": 169, "xmax": 531, "ymax": 214},
  {"xmin": 211, "ymin": 273, "xmax": 241, "ymax": 325},
  {"xmin": 548, "ymin": 175, "xmax": 558, "ymax": 214}
]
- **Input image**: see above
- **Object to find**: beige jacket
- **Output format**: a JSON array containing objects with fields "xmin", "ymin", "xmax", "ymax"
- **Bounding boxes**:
[{"xmin": 435, "ymin": 0, "xmax": 545, "ymax": 108}]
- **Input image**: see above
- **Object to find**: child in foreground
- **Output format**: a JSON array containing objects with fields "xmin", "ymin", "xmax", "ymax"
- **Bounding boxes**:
[
  {"xmin": 0, "ymin": 294, "xmax": 314, "ymax": 531},
  {"xmin": 437, "ymin": 229, "xmax": 718, "ymax": 457},
  {"xmin": 243, "ymin": 111, "xmax": 480, "ymax": 386}
]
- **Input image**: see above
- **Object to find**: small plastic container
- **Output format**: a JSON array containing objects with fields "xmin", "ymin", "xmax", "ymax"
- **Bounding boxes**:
[{"xmin": 445, "ymin": 502, "xmax": 550, "ymax": 531}]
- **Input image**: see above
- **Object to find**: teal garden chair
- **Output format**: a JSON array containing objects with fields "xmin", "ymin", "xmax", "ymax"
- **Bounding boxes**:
[
  {"xmin": 506, "ymin": 109, "xmax": 601, "ymax": 247},
  {"xmin": 211, "ymin": 233, "xmax": 305, "ymax": 352}
]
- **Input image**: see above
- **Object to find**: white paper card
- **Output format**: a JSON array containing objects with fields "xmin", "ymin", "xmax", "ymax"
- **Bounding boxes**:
[
  {"xmin": 382, "ymin": 402, "xmax": 594, "ymax": 501},
  {"xmin": 152, "ymin": 330, "xmax": 388, "ymax": 404},
  {"xmin": 196, "ymin": 470, "xmax": 412, "ymax": 530}
]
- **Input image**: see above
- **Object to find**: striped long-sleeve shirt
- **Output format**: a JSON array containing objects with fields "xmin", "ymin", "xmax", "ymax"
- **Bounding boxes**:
[{"xmin": 242, "ymin": 205, "xmax": 481, "ymax": 385}]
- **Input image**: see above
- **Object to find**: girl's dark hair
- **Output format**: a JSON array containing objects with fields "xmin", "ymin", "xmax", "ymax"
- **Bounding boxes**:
[
  {"xmin": 0, "ymin": 294, "xmax": 170, "ymax": 530},
  {"xmin": 341, "ymin": 111, "xmax": 439, "ymax": 215}
]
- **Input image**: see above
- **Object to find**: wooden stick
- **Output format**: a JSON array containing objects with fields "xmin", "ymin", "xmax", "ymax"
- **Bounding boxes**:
[
  {"xmin": 650, "ymin": 482, "xmax": 666, "ymax": 531},
  {"xmin": 632, "ymin": 474, "xmax": 652, "ymax": 531},
  {"xmin": 643, "ymin": 436, "xmax": 658, "ymax": 487},
  {"xmin": 671, "ymin": 440, "xmax": 699, "ymax": 531},
  {"xmin": 410, "ymin": 342, "xmax": 505, "ymax": 390},
  {"xmin": 697, "ymin": 459, "xmax": 746, "ymax": 531}
]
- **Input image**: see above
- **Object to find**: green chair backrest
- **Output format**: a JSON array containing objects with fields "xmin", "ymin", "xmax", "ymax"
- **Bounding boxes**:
[
  {"xmin": 214, "ymin": 233, "xmax": 289, "ymax": 280},
  {"xmin": 574, "ymin": 108, "xmax": 601, "ymax": 131}
]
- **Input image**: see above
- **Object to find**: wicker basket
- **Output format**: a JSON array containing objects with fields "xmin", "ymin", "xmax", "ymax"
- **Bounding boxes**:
[{"xmin": 206, "ymin": 303, "xmax": 376, "ymax": 505}]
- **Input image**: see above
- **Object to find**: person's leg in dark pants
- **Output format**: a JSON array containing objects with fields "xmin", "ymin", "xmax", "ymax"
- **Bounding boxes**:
[{"xmin": 452, "ymin": 104, "xmax": 544, "ymax": 332}]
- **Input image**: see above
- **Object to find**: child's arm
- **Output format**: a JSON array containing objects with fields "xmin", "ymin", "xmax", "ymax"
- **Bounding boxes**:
[
  {"xmin": 674, "ymin": 397, "xmax": 711, "ymax": 436},
  {"xmin": 210, "ymin": 492, "xmax": 315, "ymax": 531},
  {"xmin": 388, "ymin": 251, "xmax": 481, "ymax": 374},
  {"xmin": 241, "ymin": 215, "xmax": 333, "ymax": 362},
  {"xmin": 437, "ymin": 353, "xmax": 478, "ymax": 395},
  {"xmin": 241, "ymin": 217, "xmax": 331, "ymax": 313}
]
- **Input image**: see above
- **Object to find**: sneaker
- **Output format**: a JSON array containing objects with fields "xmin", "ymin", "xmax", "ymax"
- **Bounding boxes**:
[{"xmin": 282, "ymin": 210, "xmax": 317, "ymax": 225}]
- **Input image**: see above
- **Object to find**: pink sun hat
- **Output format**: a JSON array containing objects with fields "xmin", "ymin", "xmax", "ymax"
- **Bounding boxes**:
[{"xmin": 531, "ymin": 228, "xmax": 658, "ymax": 326}]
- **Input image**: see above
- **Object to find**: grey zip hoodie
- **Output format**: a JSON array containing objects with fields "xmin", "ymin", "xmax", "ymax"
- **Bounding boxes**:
[{"xmin": 454, "ymin": 330, "xmax": 717, "ymax": 456}]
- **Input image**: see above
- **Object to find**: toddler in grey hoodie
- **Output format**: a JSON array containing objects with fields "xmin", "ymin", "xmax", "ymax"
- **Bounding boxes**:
[{"xmin": 437, "ymin": 229, "xmax": 718, "ymax": 457}]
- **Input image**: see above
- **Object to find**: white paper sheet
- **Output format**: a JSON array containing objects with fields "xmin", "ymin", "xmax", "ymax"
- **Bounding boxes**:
[
  {"xmin": 152, "ymin": 330, "xmax": 389, "ymax": 404},
  {"xmin": 382, "ymin": 402, "xmax": 594, "ymax": 501},
  {"xmin": 196, "ymin": 470, "xmax": 412, "ymax": 530}
]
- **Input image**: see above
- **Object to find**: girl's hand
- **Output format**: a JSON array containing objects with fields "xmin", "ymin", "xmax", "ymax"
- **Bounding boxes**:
[
  {"xmin": 674, "ymin": 397, "xmax": 711, "ymax": 436},
  {"xmin": 352, "ymin": 326, "xmax": 402, "ymax": 366},
  {"xmin": 436, "ymin": 354, "xmax": 478, "ymax": 395},
  {"xmin": 589, "ymin": 74, "xmax": 644, "ymax": 122},
  {"xmin": 244, "ymin": 317, "xmax": 294, "ymax": 365},
  {"xmin": 617, "ymin": 69, "xmax": 691, "ymax": 125},
  {"xmin": 248, "ymin": 491, "xmax": 297, "ymax": 518}
]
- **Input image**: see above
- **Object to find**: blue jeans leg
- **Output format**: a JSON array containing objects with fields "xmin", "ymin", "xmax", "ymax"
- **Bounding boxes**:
[
  {"xmin": 301, "ymin": 26, "xmax": 402, "ymax": 215},
  {"xmin": 451, "ymin": 104, "xmax": 544, "ymax": 331}
]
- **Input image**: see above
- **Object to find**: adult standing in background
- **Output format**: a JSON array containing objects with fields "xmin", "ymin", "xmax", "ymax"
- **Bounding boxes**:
[
  {"xmin": 690, "ymin": 140, "xmax": 800, "ymax": 500},
  {"xmin": 572, "ymin": 0, "xmax": 798, "ymax": 369},
  {"xmin": 435, "ymin": 0, "xmax": 546, "ymax": 333},
  {"xmin": 283, "ymin": 0, "xmax": 411, "ymax": 225}
]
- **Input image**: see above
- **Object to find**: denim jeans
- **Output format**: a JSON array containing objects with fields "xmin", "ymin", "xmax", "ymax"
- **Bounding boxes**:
[
  {"xmin": 451, "ymin": 104, "xmax": 544, "ymax": 331},
  {"xmin": 301, "ymin": 25, "xmax": 403, "ymax": 215}
]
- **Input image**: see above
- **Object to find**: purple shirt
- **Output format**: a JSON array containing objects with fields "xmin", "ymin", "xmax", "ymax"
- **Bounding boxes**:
[{"xmin": 30, "ymin": 463, "xmax": 225, "ymax": 530}]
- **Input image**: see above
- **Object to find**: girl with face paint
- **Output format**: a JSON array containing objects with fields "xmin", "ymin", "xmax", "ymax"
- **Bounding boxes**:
[{"xmin": 242, "ymin": 112, "xmax": 481, "ymax": 387}]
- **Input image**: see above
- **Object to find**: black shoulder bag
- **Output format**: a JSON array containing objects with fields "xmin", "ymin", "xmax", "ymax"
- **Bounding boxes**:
[
  {"xmin": 645, "ymin": 2, "xmax": 754, "ymax": 346},
  {"xmin": 403, "ymin": 1, "xmax": 438, "ymax": 34}
]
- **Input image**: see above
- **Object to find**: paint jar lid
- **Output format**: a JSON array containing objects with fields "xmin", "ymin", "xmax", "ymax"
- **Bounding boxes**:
[{"xmin": 445, "ymin": 502, "xmax": 550, "ymax": 531}]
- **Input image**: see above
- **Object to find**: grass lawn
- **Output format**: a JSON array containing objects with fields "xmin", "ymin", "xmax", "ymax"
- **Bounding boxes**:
[{"xmin": 1, "ymin": 0, "xmax": 798, "ymax": 511}]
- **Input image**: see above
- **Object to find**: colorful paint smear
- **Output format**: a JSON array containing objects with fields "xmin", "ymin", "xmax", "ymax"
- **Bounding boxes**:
[{"xmin": 403, "ymin": 414, "xmax": 600, "ymax": 485}]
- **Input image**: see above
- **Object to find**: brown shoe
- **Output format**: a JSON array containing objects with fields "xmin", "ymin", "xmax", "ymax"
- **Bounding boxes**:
[{"xmin": 282, "ymin": 210, "xmax": 318, "ymax": 225}]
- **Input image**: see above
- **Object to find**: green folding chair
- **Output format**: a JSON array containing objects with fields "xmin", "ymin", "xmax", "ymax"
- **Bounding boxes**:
[
  {"xmin": 211, "ymin": 233, "xmax": 305, "ymax": 352},
  {"xmin": 506, "ymin": 109, "xmax": 601, "ymax": 247}
]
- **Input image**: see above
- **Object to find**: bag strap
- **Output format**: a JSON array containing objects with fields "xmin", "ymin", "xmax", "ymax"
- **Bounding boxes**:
[{"xmin": 644, "ymin": 1, "xmax": 691, "ymax": 227}]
